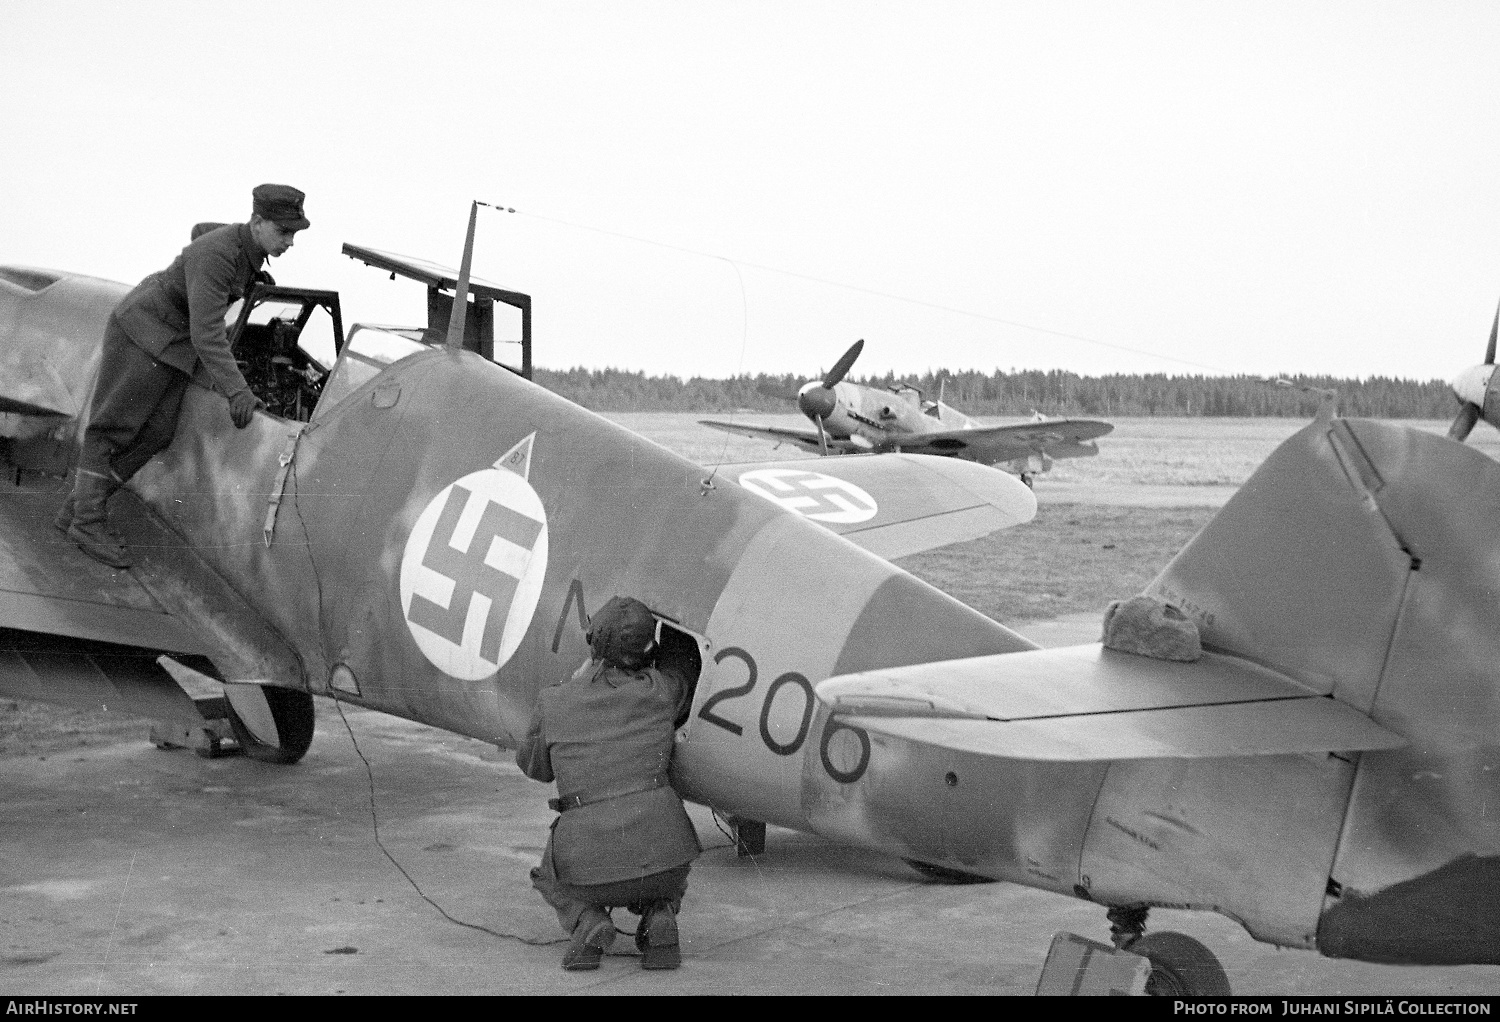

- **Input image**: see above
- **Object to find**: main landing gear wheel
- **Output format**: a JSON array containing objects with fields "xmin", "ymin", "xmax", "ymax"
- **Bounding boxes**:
[
  {"xmin": 902, "ymin": 859, "xmax": 996, "ymax": 885},
  {"xmin": 1127, "ymin": 931, "xmax": 1232, "ymax": 997},
  {"xmin": 224, "ymin": 687, "xmax": 316, "ymax": 765}
]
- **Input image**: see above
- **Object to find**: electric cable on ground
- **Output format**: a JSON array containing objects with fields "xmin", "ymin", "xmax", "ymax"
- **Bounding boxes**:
[
  {"xmin": 329, "ymin": 695, "xmax": 568, "ymax": 946},
  {"xmin": 289, "ymin": 454, "xmax": 564, "ymax": 946}
]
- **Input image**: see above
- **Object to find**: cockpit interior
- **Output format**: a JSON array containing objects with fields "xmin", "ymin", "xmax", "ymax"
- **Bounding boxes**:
[{"xmin": 227, "ymin": 243, "xmax": 533, "ymax": 423}]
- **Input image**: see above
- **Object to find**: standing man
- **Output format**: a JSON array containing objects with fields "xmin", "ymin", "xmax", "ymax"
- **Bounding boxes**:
[
  {"xmin": 517, "ymin": 596, "xmax": 701, "ymax": 971},
  {"xmin": 60, "ymin": 184, "xmax": 310, "ymax": 569}
]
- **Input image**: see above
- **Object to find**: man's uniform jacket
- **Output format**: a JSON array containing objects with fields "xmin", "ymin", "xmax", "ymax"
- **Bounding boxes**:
[
  {"xmin": 517, "ymin": 659, "xmax": 701, "ymax": 886},
  {"xmin": 110, "ymin": 222, "xmax": 264, "ymax": 399}
]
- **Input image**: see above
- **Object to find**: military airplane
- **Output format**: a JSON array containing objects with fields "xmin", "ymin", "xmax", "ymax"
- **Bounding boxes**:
[
  {"xmin": 699, "ymin": 339, "xmax": 1114, "ymax": 486},
  {"xmin": 1, "ymin": 203, "xmax": 1497, "ymax": 995},
  {"xmin": 1446, "ymin": 299, "xmax": 1500, "ymax": 442}
]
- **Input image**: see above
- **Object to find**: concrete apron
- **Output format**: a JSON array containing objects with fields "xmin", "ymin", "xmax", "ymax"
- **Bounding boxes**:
[{"xmin": 2, "ymin": 616, "xmax": 1496, "ymax": 995}]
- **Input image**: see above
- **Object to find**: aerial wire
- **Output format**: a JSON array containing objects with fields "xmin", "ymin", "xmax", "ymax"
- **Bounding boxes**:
[
  {"xmin": 479, "ymin": 201, "xmax": 753, "ymax": 486},
  {"xmin": 705, "ymin": 254, "xmax": 751, "ymax": 487},
  {"xmin": 478, "ymin": 201, "xmax": 1237, "ymax": 376}
]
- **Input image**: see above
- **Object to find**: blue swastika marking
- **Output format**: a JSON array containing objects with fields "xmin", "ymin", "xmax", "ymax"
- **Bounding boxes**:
[{"xmin": 407, "ymin": 483, "xmax": 544, "ymax": 661}]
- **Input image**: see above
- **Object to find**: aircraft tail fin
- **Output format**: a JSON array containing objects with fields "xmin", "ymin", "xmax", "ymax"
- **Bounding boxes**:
[{"xmin": 1145, "ymin": 416, "xmax": 1500, "ymax": 716}]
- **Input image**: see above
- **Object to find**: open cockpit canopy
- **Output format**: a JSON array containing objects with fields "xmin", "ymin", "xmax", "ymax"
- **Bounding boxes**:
[{"xmin": 224, "ymin": 243, "xmax": 533, "ymax": 424}]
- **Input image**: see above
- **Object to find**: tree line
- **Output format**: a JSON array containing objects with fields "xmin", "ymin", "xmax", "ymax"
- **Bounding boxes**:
[{"xmin": 532, "ymin": 366, "xmax": 1458, "ymax": 418}]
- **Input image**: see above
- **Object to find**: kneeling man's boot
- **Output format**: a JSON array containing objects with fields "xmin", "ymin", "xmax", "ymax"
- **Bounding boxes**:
[
  {"xmin": 66, "ymin": 470, "xmax": 129, "ymax": 570},
  {"xmin": 562, "ymin": 907, "xmax": 615, "ymax": 971},
  {"xmin": 637, "ymin": 901, "xmax": 681, "ymax": 970}
]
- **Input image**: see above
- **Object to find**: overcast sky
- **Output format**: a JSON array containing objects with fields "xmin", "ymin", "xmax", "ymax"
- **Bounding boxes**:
[{"xmin": 6, "ymin": 1, "xmax": 1500, "ymax": 383}]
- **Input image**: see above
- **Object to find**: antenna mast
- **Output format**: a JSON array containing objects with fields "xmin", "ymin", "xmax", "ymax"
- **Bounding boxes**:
[{"xmin": 445, "ymin": 200, "xmax": 478, "ymax": 349}]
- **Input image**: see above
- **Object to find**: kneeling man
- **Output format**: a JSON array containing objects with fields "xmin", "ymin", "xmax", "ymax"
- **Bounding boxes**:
[{"xmin": 517, "ymin": 596, "xmax": 700, "ymax": 971}]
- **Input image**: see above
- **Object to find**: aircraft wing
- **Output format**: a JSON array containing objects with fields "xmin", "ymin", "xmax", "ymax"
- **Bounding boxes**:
[
  {"xmin": 0, "ymin": 477, "xmax": 287, "ymax": 728},
  {"xmin": 699, "ymin": 419, "xmax": 862, "ymax": 455},
  {"xmin": 720, "ymin": 452, "xmax": 1036, "ymax": 559},
  {"xmin": 872, "ymin": 417, "xmax": 1113, "ymax": 463},
  {"xmin": 818, "ymin": 643, "xmax": 1406, "ymax": 761}
]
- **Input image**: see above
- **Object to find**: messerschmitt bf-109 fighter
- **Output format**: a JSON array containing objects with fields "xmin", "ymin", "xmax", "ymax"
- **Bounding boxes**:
[
  {"xmin": 1, "ymin": 204, "xmax": 1497, "ymax": 994},
  {"xmin": 699, "ymin": 338, "xmax": 1114, "ymax": 486}
]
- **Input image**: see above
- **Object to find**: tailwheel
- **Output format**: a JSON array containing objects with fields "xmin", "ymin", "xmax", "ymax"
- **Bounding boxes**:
[
  {"xmin": 1127, "ymin": 931, "xmax": 1231, "ymax": 996},
  {"xmin": 902, "ymin": 859, "xmax": 996, "ymax": 885}
]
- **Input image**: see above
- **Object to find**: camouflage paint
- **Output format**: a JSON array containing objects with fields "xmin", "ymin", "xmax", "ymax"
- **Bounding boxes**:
[
  {"xmin": 1147, "ymin": 417, "xmax": 1500, "ymax": 960},
  {"xmin": 9, "ymin": 264, "xmax": 1499, "ymax": 968}
]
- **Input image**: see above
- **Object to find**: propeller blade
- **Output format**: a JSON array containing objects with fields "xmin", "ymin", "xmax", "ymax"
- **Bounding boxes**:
[
  {"xmin": 1449, "ymin": 402, "xmax": 1481, "ymax": 442},
  {"xmin": 1486, "ymin": 297, "xmax": 1499, "ymax": 365},
  {"xmin": 822, "ymin": 339, "xmax": 864, "ymax": 388},
  {"xmin": 816, "ymin": 415, "xmax": 829, "ymax": 457}
]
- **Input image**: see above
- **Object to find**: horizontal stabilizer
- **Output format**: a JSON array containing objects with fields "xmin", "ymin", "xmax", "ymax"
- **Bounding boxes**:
[
  {"xmin": 842, "ymin": 697, "xmax": 1403, "ymax": 761},
  {"xmin": 819, "ymin": 643, "xmax": 1405, "ymax": 760},
  {"xmin": 724, "ymin": 452, "xmax": 1036, "ymax": 558}
]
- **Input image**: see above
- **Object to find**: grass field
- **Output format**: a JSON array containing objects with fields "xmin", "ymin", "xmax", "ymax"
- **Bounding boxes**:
[
  {"xmin": 898, "ymin": 504, "xmax": 1215, "ymax": 623},
  {"xmin": 610, "ymin": 412, "xmax": 1500, "ymax": 487},
  {"xmin": 609, "ymin": 412, "xmax": 1500, "ymax": 623}
]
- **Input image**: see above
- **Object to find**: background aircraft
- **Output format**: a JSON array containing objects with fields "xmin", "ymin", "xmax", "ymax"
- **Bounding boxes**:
[
  {"xmin": 699, "ymin": 339, "xmax": 1114, "ymax": 486},
  {"xmin": 1447, "ymin": 300, "xmax": 1500, "ymax": 442},
  {"xmin": 1, "ymin": 210, "xmax": 1496, "ymax": 995}
]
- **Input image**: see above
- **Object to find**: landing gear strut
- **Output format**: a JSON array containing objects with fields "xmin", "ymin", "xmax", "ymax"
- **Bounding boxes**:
[{"xmin": 1106, "ymin": 905, "xmax": 1232, "ymax": 996}]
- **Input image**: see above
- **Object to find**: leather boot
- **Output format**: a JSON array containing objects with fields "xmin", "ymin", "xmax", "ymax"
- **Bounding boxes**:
[
  {"xmin": 55, "ymin": 471, "xmax": 123, "ymax": 540},
  {"xmin": 637, "ymin": 901, "xmax": 681, "ymax": 970},
  {"xmin": 52, "ymin": 491, "xmax": 75, "ymax": 534},
  {"xmin": 562, "ymin": 907, "xmax": 615, "ymax": 971},
  {"xmin": 66, "ymin": 469, "xmax": 130, "ymax": 569}
]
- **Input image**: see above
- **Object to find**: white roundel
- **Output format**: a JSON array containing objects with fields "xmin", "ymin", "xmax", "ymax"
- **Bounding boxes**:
[
  {"xmin": 400, "ymin": 466, "xmax": 549, "ymax": 680},
  {"xmin": 736, "ymin": 469, "xmax": 878, "ymax": 524}
]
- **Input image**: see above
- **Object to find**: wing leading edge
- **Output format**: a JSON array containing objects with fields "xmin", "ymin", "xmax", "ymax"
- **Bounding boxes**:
[
  {"xmin": 700, "ymin": 416, "xmax": 1114, "ymax": 464},
  {"xmin": 699, "ymin": 419, "xmax": 848, "ymax": 455},
  {"xmin": 0, "ymin": 476, "xmax": 304, "ymax": 733},
  {"xmin": 722, "ymin": 452, "xmax": 1037, "ymax": 559},
  {"xmin": 873, "ymin": 417, "xmax": 1114, "ymax": 462}
]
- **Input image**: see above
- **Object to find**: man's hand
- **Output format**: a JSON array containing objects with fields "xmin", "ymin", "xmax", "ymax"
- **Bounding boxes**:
[
  {"xmin": 255, "ymin": 269, "xmax": 276, "ymax": 287},
  {"xmin": 229, "ymin": 390, "xmax": 263, "ymax": 428}
]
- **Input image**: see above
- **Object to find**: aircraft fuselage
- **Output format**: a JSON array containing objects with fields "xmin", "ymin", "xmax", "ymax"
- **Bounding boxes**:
[
  {"xmin": 6, "ymin": 266, "xmax": 1496, "ymax": 971},
  {"xmin": 117, "ymin": 348, "xmax": 1412, "ymax": 956},
  {"xmin": 812, "ymin": 380, "xmax": 977, "ymax": 450}
]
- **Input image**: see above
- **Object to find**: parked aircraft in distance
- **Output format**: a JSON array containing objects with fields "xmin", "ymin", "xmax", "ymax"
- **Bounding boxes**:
[
  {"xmin": 1, "ymin": 204, "xmax": 1496, "ymax": 995},
  {"xmin": 699, "ymin": 339, "xmax": 1113, "ymax": 486},
  {"xmin": 1447, "ymin": 299, "xmax": 1500, "ymax": 441}
]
